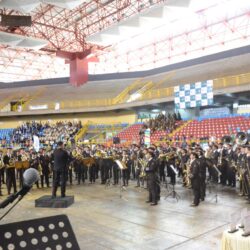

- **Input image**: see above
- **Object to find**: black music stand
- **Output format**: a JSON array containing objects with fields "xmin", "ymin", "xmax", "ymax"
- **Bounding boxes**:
[{"xmin": 0, "ymin": 214, "xmax": 80, "ymax": 250}]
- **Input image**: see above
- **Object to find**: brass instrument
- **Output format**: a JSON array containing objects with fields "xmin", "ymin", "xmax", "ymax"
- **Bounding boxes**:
[
  {"xmin": 121, "ymin": 155, "xmax": 128, "ymax": 170},
  {"xmin": 183, "ymin": 159, "xmax": 191, "ymax": 188},
  {"xmin": 221, "ymin": 135, "xmax": 233, "ymax": 146},
  {"xmin": 82, "ymin": 157, "xmax": 95, "ymax": 167},
  {"xmin": 14, "ymin": 152, "xmax": 30, "ymax": 169},
  {"xmin": 0, "ymin": 158, "xmax": 4, "ymax": 169},
  {"xmin": 236, "ymin": 132, "xmax": 248, "ymax": 145},
  {"xmin": 73, "ymin": 151, "xmax": 95, "ymax": 167},
  {"xmin": 138, "ymin": 158, "xmax": 147, "ymax": 178},
  {"xmin": 38, "ymin": 163, "xmax": 43, "ymax": 175},
  {"xmin": 115, "ymin": 159, "xmax": 127, "ymax": 170},
  {"xmin": 158, "ymin": 152, "xmax": 176, "ymax": 162}
]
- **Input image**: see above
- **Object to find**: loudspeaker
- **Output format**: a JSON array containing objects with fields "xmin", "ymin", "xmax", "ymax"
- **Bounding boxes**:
[
  {"xmin": 113, "ymin": 137, "xmax": 120, "ymax": 144},
  {"xmin": 1, "ymin": 15, "xmax": 32, "ymax": 27}
]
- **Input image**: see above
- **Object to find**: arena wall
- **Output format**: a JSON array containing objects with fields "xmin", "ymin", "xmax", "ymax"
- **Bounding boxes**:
[{"xmin": 0, "ymin": 110, "xmax": 137, "ymax": 129}]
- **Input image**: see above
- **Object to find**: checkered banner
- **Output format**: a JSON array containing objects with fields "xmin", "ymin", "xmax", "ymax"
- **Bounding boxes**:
[{"xmin": 174, "ymin": 80, "xmax": 213, "ymax": 109}]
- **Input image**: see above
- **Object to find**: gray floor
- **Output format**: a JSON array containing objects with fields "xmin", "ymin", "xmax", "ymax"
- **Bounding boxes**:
[{"xmin": 0, "ymin": 179, "xmax": 248, "ymax": 250}]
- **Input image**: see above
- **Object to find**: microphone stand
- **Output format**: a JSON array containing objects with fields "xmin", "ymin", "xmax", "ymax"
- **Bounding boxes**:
[{"xmin": 0, "ymin": 196, "xmax": 24, "ymax": 221}]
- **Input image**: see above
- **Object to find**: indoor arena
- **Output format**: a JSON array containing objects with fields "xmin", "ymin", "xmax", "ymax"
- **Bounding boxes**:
[{"xmin": 0, "ymin": 1, "xmax": 250, "ymax": 250}]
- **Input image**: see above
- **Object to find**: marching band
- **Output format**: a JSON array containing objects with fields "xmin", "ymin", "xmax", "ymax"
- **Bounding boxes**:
[{"xmin": 0, "ymin": 132, "xmax": 249, "ymax": 206}]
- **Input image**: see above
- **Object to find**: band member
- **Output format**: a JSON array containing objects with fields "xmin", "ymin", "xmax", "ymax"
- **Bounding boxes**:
[
  {"xmin": 0, "ymin": 151, "xmax": 3, "ymax": 196},
  {"xmin": 189, "ymin": 152, "xmax": 201, "ymax": 207},
  {"xmin": 197, "ymin": 150, "xmax": 207, "ymax": 201},
  {"xmin": 51, "ymin": 141, "xmax": 69, "ymax": 198},
  {"xmin": 166, "ymin": 148, "xmax": 177, "ymax": 185},
  {"xmin": 145, "ymin": 151, "xmax": 159, "ymax": 206},
  {"xmin": 112, "ymin": 159, "xmax": 119, "ymax": 185},
  {"xmin": 83, "ymin": 148, "xmax": 96, "ymax": 184},
  {"xmin": 134, "ymin": 151, "xmax": 142, "ymax": 187},
  {"xmin": 226, "ymin": 144, "xmax": 236, "ymax": 187},
  {"xmin": 0, "ymin": 150, "xmax": 5, "ymax": 185},
  {"xmin": 3, "ymin": 148, "xmax": 17, "ymax": 195},
  {"xmin": 180, "ymin": 148, "xmax": 189, "ymax": 185},
  {"xmin": 68, "ymin": 159, "xmax": 73, "ymax": 185},
  {"xmin": 158, "ymin": 150, "xmax": 166, "ymax": 183},
  {"xmin": 237, "ymin": 146, "xmax": 246, "ymax": 196},
  {"xmin": 40, "ymin": 149, "xmax": 50, "ymax": 188},
  {"xmin": 73, "ymin": 151, "xmax": 84, "ymax": 185},
  {"xmin": 211, "ymin": 144, "xmax": 220, "ymax": 182},
  {"xmin": 121, "ymin": 150, "xmax": 129, "ymax": 186},
  {"xmin": 245, "ymin": 146, "xmax": 250, "ymax": 203},
  {"xmin": 16, "ymin": 149, "xmax": 24, "ymax": 188}
]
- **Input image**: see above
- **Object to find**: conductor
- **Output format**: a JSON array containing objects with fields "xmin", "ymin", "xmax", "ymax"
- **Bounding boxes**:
[{"xmin": 52, "ymin": 141, "xmax": 69, "ymax": 198}]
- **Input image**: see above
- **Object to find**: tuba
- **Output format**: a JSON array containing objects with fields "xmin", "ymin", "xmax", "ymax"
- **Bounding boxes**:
[
  {"xmin": 236, "ymin": 132, "xmax": 248, "ymax": 145},
  {"xmin": 221, "ymin": 135, "xmax": 232, "ymax": 146}
]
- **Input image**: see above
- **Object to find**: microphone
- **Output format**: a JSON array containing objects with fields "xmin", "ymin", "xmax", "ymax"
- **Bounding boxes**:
[{"xmin": 0, "ymin": 168, "xmax": 39, "ymax": 209}]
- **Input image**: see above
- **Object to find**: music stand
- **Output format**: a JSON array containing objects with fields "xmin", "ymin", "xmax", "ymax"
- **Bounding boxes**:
[
  {"xmin": 165, "ymin": 165, "xmax": 180, "ymax": 202},
  {"xmin": 0, "ymin": 214, "xmax": 80, "ymax": 250},
  {"xmin": 115, "ymin": 160, "xmax": 128, "ymax": 201},
  {"xmin": 209, "ymin": 165, "xmax": 221, "ymax": 203},
  {"xmin": 105, "ymin": 166, "xmax": 112, "ymax": 189}
]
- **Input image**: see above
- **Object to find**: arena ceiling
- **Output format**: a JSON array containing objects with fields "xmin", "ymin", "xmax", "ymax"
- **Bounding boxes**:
[{"xmin": 0, "ymin": 0, "xmax": 249, "ymax": 83}]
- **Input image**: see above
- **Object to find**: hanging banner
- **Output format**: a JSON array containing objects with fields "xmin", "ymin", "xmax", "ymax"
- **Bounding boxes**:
[{"xmin": 144, "ymin": 128, "xmax": 151, "ymax": 147}]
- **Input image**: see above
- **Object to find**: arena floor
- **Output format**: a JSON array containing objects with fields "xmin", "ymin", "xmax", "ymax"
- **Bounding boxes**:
[{"xmin": 0, "ymin": 180, "xmax": 246, "ymax": 250}]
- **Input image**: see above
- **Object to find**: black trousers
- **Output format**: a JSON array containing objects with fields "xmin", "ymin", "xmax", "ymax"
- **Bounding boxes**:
[
  {"xmin": 76, "ymin": 168, "xmax": 84, "ymax": 184},
  {"xmin": 113, "ymin": 165, "xmax": 119, "ymax": 185},
  {"xmin": 6, "ymin": 168, "xmax": 17, "ymax": 195},
  {"xmin": 148, "ymin": 180, "xmax": 158, "ymax": 203},
  {"xmin": 219, "ymin": 162, "xmax": 228, "ymax": 185},
  {"xmin": 200, "ymin": 177, "xmax": 206, "ymax": 200},
  {"xmin": 192, "ymin": 179, "xmax": 201, "ymax": 205},
  {"xmin": 52, "ymin": 170, "xmax": 66, "ymax": 197},
  {"xmin": 243, "ymin": 171, "xmax": 250, "ymax": 199},
  {"xmin": 135, "ymin": 169, "xmax": 141, "ymax": 186},
  {"xmin": 0, "ymin": 171, "xmax": 2, "ymax": 195},
  {"xmin": 18, "ymin": 169, "xmax": 24, "ymax": 188},
  {"xmin": 159, "ymin": 164, "xmax": 165, "ymax": 182},
  {"xmin": 68, "ymin": 169, "xmax": 73, "ymax": 184},
  {"xmin": 122, "ymin": 169, "xmax": 129, "ymax": 186},
  {"xmin": 0, "ymin": 168, "xmax": 5, "ymax": 184},
  {"xmin": 89, "ymin": 165, "xmax": 96, "ymax": 183},
  {"xmin": 41, "ymin": 173, "xmax": 50, "ymax": 187},
  {"xmin": 227, "ymin": 167, "xmax": 236, "ymax": 187}
]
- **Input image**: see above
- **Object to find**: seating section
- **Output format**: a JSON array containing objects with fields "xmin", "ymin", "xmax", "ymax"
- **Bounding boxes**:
[
  {"xmin": 150, "ymin": 121, "xmax": 185, "ymax": 143},
  {"xmin": 0, "ymin": 129, "xmax": 14, "ymax": 141},
  {"xmin": 175, "ymin": 116, "xmax": 250, "ymax": 139},
  {"xmin": 115, "ymin": 124, "xmax": 143, "ymax": 143},
  {"xmin": 150, "ymin": 131, "xmax": 168, "ymax": 143}
]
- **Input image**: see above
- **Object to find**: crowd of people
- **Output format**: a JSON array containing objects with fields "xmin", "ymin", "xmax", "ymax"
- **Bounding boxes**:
[
  {"xmin": 1, "ymin": 120, "xmax": 82, "ymax": 149},
  {"xmin": 0, "ymin": 115, "xmax": 249, "ymax": 208},
  {"xmin": 145, "ymin": 112, "xmax": 181, "ymax": 133},
  {"xmin": 0, "ymin": 136, "xmax": 249, "ymax": 207}
]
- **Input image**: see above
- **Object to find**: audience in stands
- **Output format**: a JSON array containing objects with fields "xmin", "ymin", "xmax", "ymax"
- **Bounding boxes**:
[
  {"xmin": 146, "ymin": 112, "xmax": 181, "ymax": 133},
  {"xmin": 10, "ymin": 120, "xmax": 82, "ymax": 148}
]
